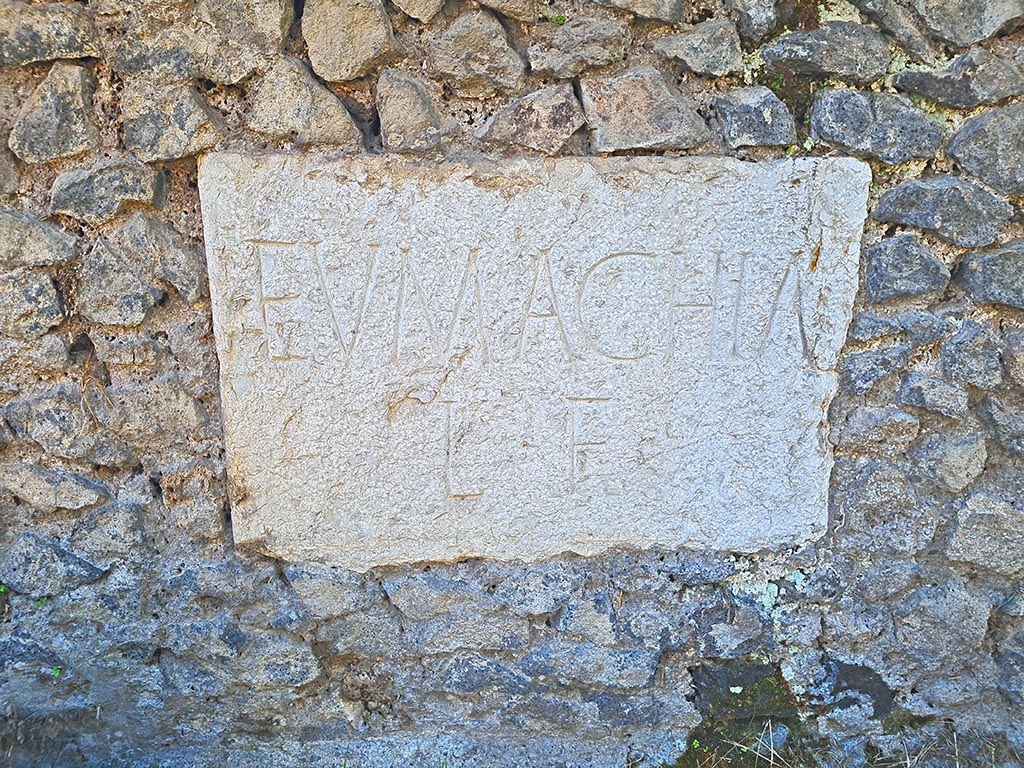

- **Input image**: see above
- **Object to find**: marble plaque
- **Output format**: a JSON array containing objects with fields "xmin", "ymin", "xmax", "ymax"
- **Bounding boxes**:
[{"xmin": 199, "ymin": 153, "xmax": 870, "ymax": 571}]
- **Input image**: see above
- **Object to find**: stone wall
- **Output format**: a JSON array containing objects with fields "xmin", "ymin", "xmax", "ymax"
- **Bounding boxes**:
[{"xmin": 0, "ymin": 0, "xmax": 1023, "ymax": 765}]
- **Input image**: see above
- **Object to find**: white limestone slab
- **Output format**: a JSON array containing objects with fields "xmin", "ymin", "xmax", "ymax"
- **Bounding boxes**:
[{"xmin": 199, "ymin": 153, "xmax": 870, "ymax": 571}]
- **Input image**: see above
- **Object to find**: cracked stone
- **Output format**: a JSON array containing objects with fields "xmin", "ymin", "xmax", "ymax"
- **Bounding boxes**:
[
  {"xmin": 0, "ymin": 532, "xmax": 105, "ymax": 598},
  {"xmin": 0, "ymin": 210, "xmax": 76, "ymax": 268},
  {"xmin": 958, "ymin": 240, "xmax": 1024, "ymax": 310},
  {"xmin": 841, "ymin": 344, "xmax": 913, "ymax": 394},
  {"xmin": 594, "ymin": 0, "xmax": 687, "ymax": 23},
  {"xmin": 712, "ymin": 86, "xmax": 796, "ymax": 148},
  {"xmin": 376, "ymin": 69, "xmax": 443, "ymax": 153},
  {"xmin": 527, "ymin": 18, "xmax": 626, "ymax": 78},
  {"xmin": 948, "ymin": 493, "xmax": 1024, "ymax": 575},
  {"xmin": 122, "ymin": 78, "xmax": 223, "ymax": 162},
  {"xmin": 898, "ymin": 371, "xmax": 968, "ymax": 417},
  {"xmin": 477, "ymin": 84, "xmax": 585, "ymax": 155},
  {"xmin": 433, "ymin": 10, "xmax": 525, "ymax": 99},
  {"xmin": 50, "ymin": 160, "xmax": 167, "ymax": 225},
  {"xmin": 8, "ymin": 63, "xmax": 99, "ymax": 164},
  {"xmin": 836, "ymin": 406, "xmax": 920, "ymax": 455},
  {"xmin": 0, "ymin": 1, "xmax": 100, "ymax": 66},
  {"xmin": 894, "ymin": 49, "xmax": 1024, "ymax": 108},
  {"xmin": 810, "ymin": 88, "xmax": 944, "ymax": 165},
  {"xmin": 0, "ymin": 461, "xmax": 109, "ymax": 514},
  {"xmin": 78, "ymin": 238, "xmax": 159, "ymax": 327},
  {"xmin": 0, "ymin": 269, "xmax": 64, "ymax": 339},
  {"xmin": 653, "ymin": 20, "xmax": 743, "ymax": 77},
  {"xmin": 580, "ymin": 66, "xmax": 708, "ymax": 153},
  {"xmin": 763, "ymin": 22, "xmax": 891, "ymax": 85},
  {"xmin": 941, "ymin": 320, "xmax": 1003, "ymax": 390},
  {"xmin": 911, "ymin": 433, "xmax": 987, "ymax": 492},
  {"xmin": 114, "ymin": 211, "xmax": 208, "ymax": 304},
  {"xmin": 850, "ymin": 0, "xmax": 936, "ymax": 64},
  {"xmin": 247, "ymin": 56, "xmax": 363, "ymax": 147},
  {"xmin": 725, "ymin": 0, "xmax": 776, "ymax": 42},
  {"xmin": 947, "ymin": 104, "xmax": 1024, "ymax": 197},
  {"xmin": 910, "ymin": 0, "xmax": 1024, "ymax": 47},
  {"xmin": 303, "ymin": 0, "xmax": 394, "ymax": 82},
  {"xmin": 864, "ymin": 234, "xmax": 949, "ymax": 303},
  {"xmin": 873, "ymin": 175, "xmax": 1013, "ymax": 248}
]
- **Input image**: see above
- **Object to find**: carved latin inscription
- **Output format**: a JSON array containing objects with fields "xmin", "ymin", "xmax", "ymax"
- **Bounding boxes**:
[{"xmin": 199, "ymin": 154, "xmax": 870, "ymax": 570}]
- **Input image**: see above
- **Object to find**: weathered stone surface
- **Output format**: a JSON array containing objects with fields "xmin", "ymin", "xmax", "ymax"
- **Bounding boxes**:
[
  {"xmin": 0, "ymin": 532, "xmax": 104, "ymax": 598},
  {"xmin": 110, "ymin": 0, "xmax": 292, "ymax": 85},
  {"xmin": 77, "ymin": 238, "xmax": 159, "ymax": 326},
  {"xmin": 247, "ymin": 56, "xmax": 362, "ymax": 147},
  {"xmin": 810, "ymin": 88, "xmax": 944, "ymax": 165},
  {"xmin": 480, "ymin": 0, "xmax": 537, "ymax": 22},
  {"xmin": 121, "ymin": 78, "xmax": 223, "ymax": 163},
  {"xmin": 522, "ymin": 640, "xmax": 660, "ymax": 688},
  {"xmin": 941, "ymin": 320, "xmax": 1002, "ymax": 389},
  {"xmin": 0, "ymin": 461, "xmax": 108, "ymax": 514},
  {"xmin": 912, "ymin": 433, "xmax": 986, "ymax": 492},
  {"xmin": 958, "ymin": 240, "xmax": 1024, "ymax": 310},
  {"xmin": 0, "ymin": 270, "xmax": 64, "ymax": 339},
  {"xmin": 898, "ymin": 371, "xmax": 968, "ymax": 417},
  {"xmin": 594, "ymin": 0, "xmax": 686, "ymax": 23},
  {"xmin": 851, "ymin": 0, "xmax": 935, "ymax": 64},
  {"xmin": 842, "ymin": 344, "xmax": 912, "ymax": 394},
  {"xmin": 946, "ymin": 104, "xmax": 1024, "ymax": 197},
  {"xmin": 8, "ymin": 63, "xmax": 99, "ymax": 164},
  {"xmin": 50, "ymin": 161, "xmax": 166, "ymax": 225},
  {"xmin": 477, "ymin": 85, "xmax": 585, "ymax": 155},
  {"xmin": 910, "ymin": 0, "xmax": 1024, "ymax": 47},
  {"xmin": 580, "ymin": 67, "xmax": 708, "ymax": 153},
  {"xmin": 948, "ymin": 494, "xmax": 1024, "ymax": 575},
  {"xmin": 377, "ymin": 69, "xmax": 443, "ymax": 153},
  {"xmin": 527, "ymin": 18, "xmax": 626, "ymax": 79},
  {"xmin": 894, "ymin": 49, "xmax": 1024, "ymax": 108},
  {"xmin": 0, "ymin": 210, "xmax": 76, "ymax": 268},
  {"xmin": 1006, "ymin": 330, "xmax": 1024, "ymax": 388},
  {"xmin": 726, "ymin": 0, "xmax": 775, "ymax": 42},
  {"xmin": 303, "ymin": 0, "xmax": 394, "ymax": 82},
  {"xmin": 0, "ymin": 151, "xmax": 15, "ymax": 195},
  {"xmin": 836, "ymin": 406, "xmax": 920, "ymax": 455},
  {"xmin": 433, "ymin": 11, "xmax": 524, "ymax": 99},
  {"xmin": 198, "ymin": 152, "xmax": 869, "ymax": 569},
  {"xmin": 654, "ymin": 20, "xmax": 743, "ymax": 77},
  {"xmin": 712, "ymin": 86, "xmax": 796, "ymax": 149},
  {"xmin": 114, "ymin": 211, "xmax": 207, "ymax": 304},
  {"xmin": 864, "ymin": 234, "xmax": 949, "ymax": 303},
  {"xmin": 763, "ymin": 22, "xmax": 891, "ymax": 85},
  {"xmin": 981, "ymin": 395, "xmax": 1024, "ymax": 457},
  {"xmin": 0, "ymin": 1, "xmax": 100, "ymax": 66},
  {"xmin": 873, "ymin": 176, "xmax": 1013, "ymax": 248},
  {"xmin": 391, "ymin": 0, "xmax": 444, "ymax": 22}
]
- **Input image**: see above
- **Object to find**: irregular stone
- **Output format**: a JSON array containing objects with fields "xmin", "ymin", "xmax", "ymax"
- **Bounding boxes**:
[
  {"xmin": 8, "ymin": 63, "xmax": 99, "ymax": 164},
  {"xmin": 246, "ymin": 56, "xmax": 362, "ymax": 148},
  {"xmin": 941, "ymin": 320, "xmax": 1002, "ymax": 389},
  {"xmin": 432, "ymin": 653, "xmax": 530, "ymax": 694},
  {"xmin": 594, "ymin": 0, "xmax": 686, "ymax": 23},
  {"xmin": 417, "ymin": 612, "xmax": 531, "ymax": 653},
  {"xmin": 110, "ymin": 0, "xmax": 292, "ymax": 85},
  {"xmin": 894, "ymin": 49, "xmax": 1024, "ymax": 108},
  {"xmin": 198, "ymin": 152, "xmax": 869, "ymax": 568},
  {"xmin": 491, "ymin": 566, "xmax": 576, "ymax": 616},
  {"xmin": 383, "ymin": 573, "xmax": 494, "ymax": 619},
  {"xmin": 4, "ymin": 382, "xmax": 136, "ymax": 466},
  {"xmin": 0, "ymin": 269, "xmax": 64, "ymax": 339},
  {"xmin": 1006, "ymin": 330, "xmax": 1024, "ymax": 388},
  {"xmin": 948, "ymin": 494, "xmax": 1024, "ymax": 575},
  {"xmin": 580, "ymin": 67, "xmax": 709, "ymax": 153},
  {"xmin": 433, "ymin": 10, "xmax": 525, "ymax": 99},
  {"xmin": 522, "ymin": 640, "xmax": 659, "ymax": 688},
  {"xmin": 240, "ymin": 632, "xmax": 321, "ymax": 689},
  {"xmin": 0, "ymin": 1, "xmax": 100, "ymax": 66},
  {"xmin": 912, "ymin": 433, "xmax": 986, "ymax": 492},
  {"xmin": 837, "ymin": 406, "xmax": 920, "ymax": 454},
  {"xmin": 910, "ymin": 0, "xmax": 1024, "ymax": 47},
  {"xmin": 898, "ymin": 371, "xmax": 968, "ymax": 417},
  {"xmin": 850, "ymin": 0, "xmax": 936, "ymax": 64},
  {"xmin": 78, "ymin": 238, "xmax": 158, "ymax": 326},
  {"xmin": 121, "ymin": 78, "xmax": 223, "ymax": 163},
  {"xmin": 391, "ymin": 0, "xmax": 444, "ymax": 23},
  {"xmin": 0, "ymin": 210, "xmax": 76, "ymax": 268},
  {"xmin": 554, "ymin": 594, "xmax": 616, "ymax": 644},
  {"xmin": 0, "ymin": 151, "xmax": 15, "ymax": 195},
  {"xmin": 726, "ymin": 0, "xmax": 775, "ymax": 42},
  {"xmin": 527, "ymin": 18, "xmax": 626, "ymax": 78},
  {"xmin": 303, "ymin": 0, "xmax": 394, "ymax": 82},
  {"xmin": 947, "ymin": 104, "xmax": 1024, "ymax": 197},
  {"xmin": 898, "ymin": 310, "xmax": 954, "ymax": 347},
  {"xmin": 284, "ymin": 563, "xmax": 374, "ymax": 620},
  {"xmin": 114, "ymin": 211, "xmax": 207, "ymax": 304},
  {"xmin": 873, "ymin": 176, "xmax": 1012, "ymax": 248},
  {"xmin": 653, "ymin": 20, "xmax": 743, "ymax": 77},
  {"xmin": 841, "ymin": 344, "xmax": 913, "ymax": 395},
  {"xmin": 478, "ymin": 84, "xmax": 585, "ymax": 155},
  {"xmin": 69, "ymin": 501, "xmax": 143, "ymax": 569},
  {"xmin": 958, "ymin": 241, "xmax": 1024, "ymax": 310},
  {"xmin": 480, "ymin": 0, "xmax": 537, "ymax": 22},
  {"xmin": 0, "ymin": 532, "xmax": 104, "ymax": 598},
  {"xmin": 893, "ymin": 577, "xmax": 989, "ymax": 665},
  {"xmin": 712, "ymin": 86, "xmax": 796, "ymax": 149},
  {"xmin": 320, "ymin": 606, "xmax": 404, "ymax": 656},
  {"xmin": 763, "ymin": 22, "xmax": 891, "ymax": 85},
  {"xmin": 863, "ymin": 234, "xmax": 949, "ymax": 303},
  {"xmin": 0, "ymin": 461, "xmax": 108, "ymax": 513},
  {"xmin": 810, "ymin": 88, "xmax": 944, "ymax": 165},
  {"xmin": 376, "ymin": 69, "xmax": 442, "ymax": 153},
  {"xmin": 979, "ymin": 395, "xmax": 1024, "ymax": 457},
  {"xmin": 50, "ymin": 161, "xmax": 166, "ymax": 226}
]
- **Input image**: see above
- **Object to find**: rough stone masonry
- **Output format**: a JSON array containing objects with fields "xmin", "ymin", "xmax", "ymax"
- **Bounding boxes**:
[{"xmin": 0, "ymin": 0, "xmax": 1023, "ymax": 766}]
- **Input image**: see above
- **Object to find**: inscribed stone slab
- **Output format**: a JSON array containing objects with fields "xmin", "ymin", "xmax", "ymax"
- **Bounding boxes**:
[{"xmin": 198, "ymin": 153, "xmax": 870, "ymax": 571}]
